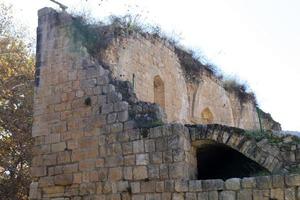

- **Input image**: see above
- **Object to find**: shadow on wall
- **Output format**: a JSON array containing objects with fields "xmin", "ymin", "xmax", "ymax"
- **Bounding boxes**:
[
  {"xmin": 154, "ymin": 75, "xmax": 165, "ymax": 109},
  {"xmin": 197, "ymin": 142, "xmax": 270, "ymax": 180}
]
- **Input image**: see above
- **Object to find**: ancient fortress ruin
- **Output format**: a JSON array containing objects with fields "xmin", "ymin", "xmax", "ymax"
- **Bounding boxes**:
[{"xmin": 30, "ymin": 8, "xmax": 300, "ymax": 200}]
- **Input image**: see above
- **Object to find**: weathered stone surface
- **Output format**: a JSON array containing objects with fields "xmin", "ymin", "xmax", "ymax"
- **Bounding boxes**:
[
  {"xmin": 272, "ymin": 175, "xmax": 284, "ymax": 188},
  {"xmin": 255, "ymin": 176, "xmax": 272, "ymax": 189},
  {"xmin": 237, "ymin": 189, "xmax": 252, "ymax": 200},
  {"xmin": 285, "ymin": 187, "xmax": 296, "ymax": 200},
  {"xmin": 188, "ymin": 180, "xmax": 202, "ymax": 192},
  {"xmin": 242, "ymin": 177, "xmax": 256, "ymax": 189},
  {"xmin": 225, "ymin": 178, "xmax": 240, "ymax": 190},
  {"xmin": 208, "ymin": 191, "xmax": 218, "ymax": 200},
  {"xmin": 219, "ymin": 191, "xmax": 236, "ymax": 200},
  {"xmin": 271, "ymin": 188, "xmax": 284, "ymax": 200},
  {"xmin": 136, "ymin": 154, "xmax": 149, "ymax": 165},
  {"xmin": 285, "ymin": 174, "xmax": 300, "ymax": 186},
  {"xmin": 175, "ymin": 180, "xmax": 188, "ymax": 192},
  {"xmin": 133, "ymin": 166, "xmax": 148, "ymax": 180},
  {"xmin": 202, "ymin": 179, "xmax": 224, "ymax": 191},
  {"xmin": 54, "ymin": 174, "xmax": 73, "ymax": 186},
  {"xmin": 253, "ymin": 189, "xmax": 269, "ymax": 200}
]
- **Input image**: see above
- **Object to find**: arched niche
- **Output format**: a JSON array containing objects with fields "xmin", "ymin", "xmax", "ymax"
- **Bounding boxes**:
[
  {"xmin": 201, "ymin": 107, "xmax": 214, "ymax": 124},
  {"xmin": 154, "ymin": 75, "xmax": 165, "ymax": 109}
]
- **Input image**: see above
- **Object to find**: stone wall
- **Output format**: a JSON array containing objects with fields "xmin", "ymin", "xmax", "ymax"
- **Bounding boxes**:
[
  {"xmin": 99, "ymin": 25, "xmax": 278, "ymax": 131},
  {"xmin": 30, "ymin": 8, "xmax": 292, "ymax": 200}
]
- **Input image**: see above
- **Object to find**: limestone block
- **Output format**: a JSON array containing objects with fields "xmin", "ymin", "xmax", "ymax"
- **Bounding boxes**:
[
  {"xmin": 285, "ymin": 174, "xmax": 300, "ymax": 186},
  {"xmin": 242, "ymin": 177, "xmax": 256, "ymax": 189},
  {"xmin": 114, "ymin": 101, "xmax": 129, "ymax": 112},
  {"xmin": 57, "ymin": 151, "xmax": 71, "ymax": 164},
  {"xmin": 95, "ymin": 158, "xmax": 105, "ymax": 168},
  {"xmin": 172, "ymin": 193, "xmax": 184, "ymax": 200},
  {"xmin": 185, "ymin": 192, "xmax": 197, "ymax": 200},
  {"xmin": 169, "ymin": 163, "xmax": 188, "ymax": 179},
  {"xmin": 105, "ymin": 155, "xmax": 124, "ymax": 167},
  {"xmin": 145, "ymin": 139, "xmax": 156, "ymax": 152},
  {"xmin": 51, "ymin": 142, "xmax": 66, "ymax": 152},
  {"xmin": 285, "ymin": 187, "xmax": 296, "ymax": 200},
  {"xmin": 62, "ymin": 163, "xmax": 78, "ymax": 174},
  {"xmin": 132, "ymin": 194, "xmax": 145, "ymax": 200},
  {"xmin": 156, "ymin": 181, "xmax": 164, "ymax": 192},
  {"xmin": 272, "ymin": 175, "xmax": 285, "ymax": 188},
  {"xmin": 124, "ymin": 155, "xmax": 135, "ymax": 166},
  {"xmin": 197, "ymin": 192, "xmax": 208, "ymax": 200},
  {"xmin": 108, "ymin": 167, "xmax": 123, "ymax": 181},
  {"xmin": 133, "ymin": 140, "xmax": 144, "ymax": 153},
  {"xmin": 148, "ymin": 165, "xmax": 159, "ymax": 179},
  {"xmin": 43, "ymin": 154, "xmax": 57, "ymax": 166},
  {"xmin": 117, "ymin": 110, "xmax": 128, "ymax": 122},
  {"xmin": 141, "ymin": 181, "xmax": 156, "ymax": 193},
  {"xmin": 162, "ymin": 193, "xmax": 172, "ymax": 200},
  {"xmin": 255, "ymin": 176, "xmax": 272, "ymax": 189},
  {"xmin": 202, "ymin": 179, "xmax": 224, "ymax": 191},
  {"xmin": 150, "ymin": 152, "xmax": 162, "ymax": 164},
  {"xmin": 131, "ymin": 182, "xmax": 141, "ymax": 193},
  {"xmin": 225, "ymin": 178, "xmax": 241, "ymax": 190},
  {"xmin": 38, "ymin": 176, "xmax": 54, "ymax": 187},
  {"xmin": 54, "ymin": 174, "xmax": 73, "ymax": 186},
  {"xmin": 117, "ymin": 181, "xmax": 129, "ymax": 192},
  {"xmin": 253, "ymin": 189, "xmax": 269, "ymax": 200},
  {"xmin": 31, "ymin": 166, "xmax": 47, "ymax": 177},
  {"xmin": 270, "ymin": 188, "xmax": 284, "ymax": 200},
  {"xmin": 107, "ymin": 113, "xmax": 117, "ymax": 124},
  {"xmin": 173, "ymin": 149, "xmax": 185, "ymax": 162},
  {"xmin": 163, "ymin": 150, "xmax": 173, "ymax": 163},
  {"xmin": 189, "ymin": 180, "xmax": 202, "ymax": 192},
  {"xmin": 237, "ymin": 189, "xmax": 252, "ymax": 200},
  {"xmin": 136, "ymin": 153, "xmax": 149, "ymax": 165},
  {"xmin": 159, "ymin": 164, "xmax": 169, "ymax": 179},
  {"xmin": 219, "ymin": 191, "xmax": 236, "ymax": 200},
  {"xmin": 165, "ymin": 180, "xmax": 175, "ymax": 192},
  {"xmin": 133, "ymin": 166, "xmax": 148, "ymax": 180},
  {"xmin": 101, "ymin": 103, "xmax": 114, "ymax": 114},
  {"xmin": 29, "ymin": 182, "xmax": 40, "ymax": 199},
  {"xmin": 111, "ymin": 123, "xmax": 123, "ymax": 133},
  {"xmin": 175, "ymin": 180, "xmax": 188, "ymax": 192},
  {"xmin": 124, "ymin": 166, "xmax": 133, "ymax": 180},
  {"xmin": 145, "ymin": 193, "xmax": 161, "ymax": 200},
  {"xmin": 42, "ymin": 186, "xmax": 65, "ymax": 196},
  {"xmin": 208, "ymin": 191, "xmax": 218, "ymax": 200}
]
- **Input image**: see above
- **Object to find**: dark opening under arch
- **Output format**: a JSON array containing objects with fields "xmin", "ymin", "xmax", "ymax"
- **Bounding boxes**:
[{"xmin": 197, "ymin": 142, "xmax": 269, "ymax": 180}]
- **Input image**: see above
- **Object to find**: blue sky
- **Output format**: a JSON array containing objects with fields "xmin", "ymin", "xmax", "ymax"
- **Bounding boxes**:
[{"xmin": 6, "ymin": 0, "xmax": 300, "ymax": 131}]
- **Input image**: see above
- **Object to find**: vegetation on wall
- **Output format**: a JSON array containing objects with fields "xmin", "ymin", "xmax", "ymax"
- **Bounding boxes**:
[
  {"xmin": 71, "ymin": 12, "xmax": 257, "ymax": 105},
  {"xmin": 222, "ymin": 78, "xmax": 257, "ymax": 104}
]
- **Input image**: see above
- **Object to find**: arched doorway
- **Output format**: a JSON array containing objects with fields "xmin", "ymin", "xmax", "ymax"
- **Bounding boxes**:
[
  {"xmin": 201, "ymin": 107, "xmax": 214, "ymax": 124},
  {"xmin": 154, "ymin": 75, "xmax": 165, "ymax": 109},
  {"xmin": 196, "ymin": 142, "xmax": 269, "ymax": 180}
]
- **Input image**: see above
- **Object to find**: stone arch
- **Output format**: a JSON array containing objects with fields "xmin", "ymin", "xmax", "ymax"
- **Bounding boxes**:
[
  {"xmin": 189, "ymin": 125, "xmax": 283, "ymax": 173},
  {"xmin": 201, "ymin": 107, "xmax": 214, "ymax": 124},
  {"xmin": 154, "ymin": 75, "xmax": 165, "ymax": 109}
]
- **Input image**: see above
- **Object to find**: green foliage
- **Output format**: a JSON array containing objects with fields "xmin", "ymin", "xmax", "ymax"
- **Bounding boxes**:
[{"xmin": 0, "ymin": 2, "xmax": 34, "ymax": 200}]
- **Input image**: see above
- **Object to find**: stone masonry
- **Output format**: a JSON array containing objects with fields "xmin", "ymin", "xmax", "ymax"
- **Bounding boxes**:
[{"xmin": 30, "ymin": 8, "xmax": 300, "ymax": 200}]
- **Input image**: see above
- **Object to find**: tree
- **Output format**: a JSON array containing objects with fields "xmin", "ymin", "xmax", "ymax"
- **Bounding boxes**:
[{"xmin": 0, "ymin": 2, "xmax": 35, "ymax": 199}]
